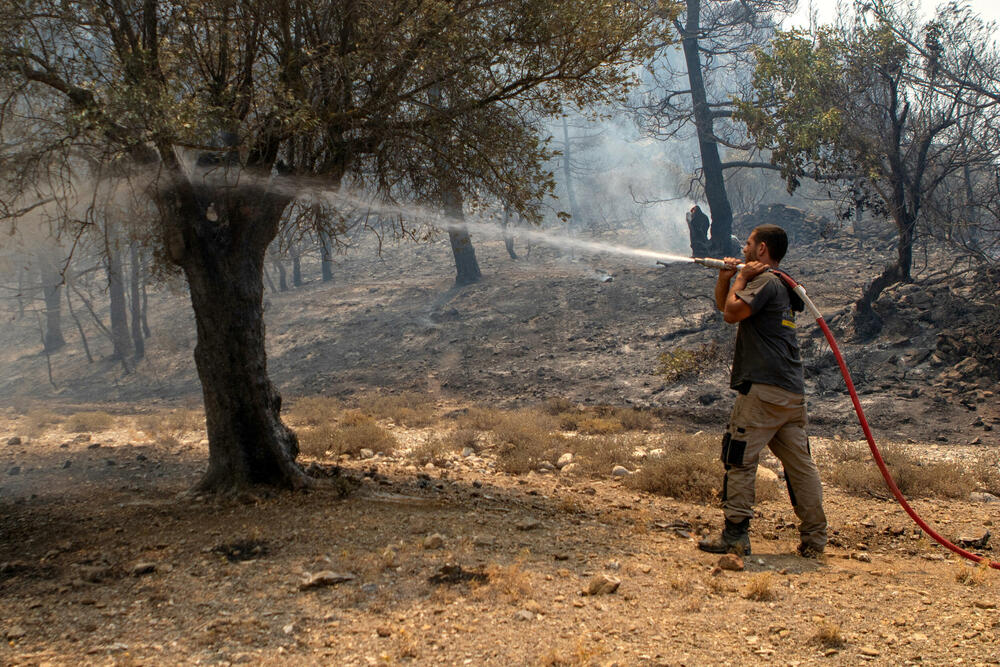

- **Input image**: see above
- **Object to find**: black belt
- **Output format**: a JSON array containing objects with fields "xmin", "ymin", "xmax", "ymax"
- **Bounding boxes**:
[{"xmin": 736, "ymin": 381, "xmax": 752, "ymax": 395}]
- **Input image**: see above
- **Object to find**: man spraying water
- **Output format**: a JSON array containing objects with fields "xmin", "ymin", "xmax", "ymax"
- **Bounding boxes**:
[{"xmin": 698, "ymin": 224, "xmax": 828, "ymax": 559}]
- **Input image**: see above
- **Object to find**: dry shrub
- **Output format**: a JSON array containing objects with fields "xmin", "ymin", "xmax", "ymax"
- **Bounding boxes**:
[
  {"xmin": 358, "ymin": 391, "xmax": 437, "ymax": 427},
  {"xmin": 542, "ymin": 397, "xmax": 576, "ymax": 415},
  {"xmin": 971, "ymin": 456, "xmax": 1000, "ymax": 496},
  {"xmin": 575, "ymin": 416, "xmax": 624, "ymax": 435},
  {"xmin": 409, "ymin": 436, "xmax": 456, "ymax": 467},
  {"xmin": 614, "ymin": 407, "xmax": 656, "ymax": 431},
  {"xmin": 657, "ymin": 341, "xmax": 727, "ymax": 382},
  {"xmin": 286, "ymin": 396, "xmax": 341, "ymax": 426},
  {"xmin": 812, "ymin": 624, "xmax": 845, "ymax": 648},
  {"xmin": 65, "ymin": 411, "xmax": 115, "ymax": 433},
  {"xmin": 481, "ymin": 562, "xmax": 533, "ymax": 602},
  {"xmin": 493, "ymin": 409, "xmax": 561, "ymax": 474},
  {"xmin": 955, "ymin": 561, "xmax": 993, "ymax": 587},
  {"xmin": 742, "ymin": 572, "xmax": 777, "ymax": 601},
  {"xmin": 298, "ymin": 415, "xmax": 396, "ymax": 458},
  {"xmin": 567, "ymin": 434, "xmax": 638, "ymax": 476},
  {"xmin": 24, "ymin": 408, "xmax": 64, "ymax": 434},
  {"xmin": 448, "ymin": 428, "xmax": 479, "ymax": 452},
  {"xmin": 625, "ymin": 433, "xmax": 721, "ymax": 501},
  {"xmin": 538, "ymin": 640, "xmax": 603, "ymax": 667},
  {"xmin": 456, "ymin": 406, "xmax": 504, "ymax": 431},
  {"xmin": 827, "ymin": 443, "xmax": 973, "ymax": 499},
  {"xmin": 137, "ymin": 409, "xmax": 205, "ymax": 437}
]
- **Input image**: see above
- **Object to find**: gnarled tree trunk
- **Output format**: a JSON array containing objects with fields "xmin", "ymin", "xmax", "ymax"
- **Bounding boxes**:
[
  {"xmin": 444, "ymin": 188, "xmax": 481, "ymax": 286},
  {"xmin": 38, "ymin": 254, "xmax": 66, "ymax": 353},
  {"xmin": 853, "ymin": 212, "xmax": 915, "ymax": 340},
  {"xmin": 164, "ymin": 181, "xmax": 307, "ymax": 492}
]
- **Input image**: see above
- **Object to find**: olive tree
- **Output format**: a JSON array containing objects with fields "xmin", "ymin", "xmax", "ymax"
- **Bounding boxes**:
[{"xmin": 0, "ymin": 0, "xmax": 664, "ymax": 492}]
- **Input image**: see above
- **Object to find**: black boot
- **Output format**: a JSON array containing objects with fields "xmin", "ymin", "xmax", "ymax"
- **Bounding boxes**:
[{"xmin": 698, "ymin": 518, "xmax": 751, "ymax": 556}]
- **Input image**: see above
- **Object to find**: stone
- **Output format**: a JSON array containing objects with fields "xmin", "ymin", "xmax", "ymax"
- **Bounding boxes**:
[
  {"xmin": 557, "ymin": 453, "xmax": 574, "ymax": 468},
  {"xmin": 299, "ymin": 571, "xmax": 355, "ymax": 590},
  {"xmin": 757, "ymin": 467, "xmax": 779, "ymax": 483},
  {"xmin": 7, "ymin": 436, "xmax": 21, "ymax": 446},
  {"xmin": 585, "ymin": 574, "xmax": 621, "ymax": 596},
  {"xmin": 130, "ymin": 562, "xmax": 156, "ymax": 576},
  {"xmin": 611, "ymin": 465, "xmax": 631, "ymax": 477},
  {"xmin": 970, "ymin": 492, "xmax": 999, "ymax": 504},
  {"xmin": 514, "ymin": 609, "xmax": 535, "ymax": 622},
  {"xmin": 859, "ymin": 647, "xmax": 880, "ymax": 657},
  {"xmin": 7, "ymin": 466, "xmax": 20, "ymax": 476},
  {"xmin": 423, "ymin": 534, "xmax": 445, "ymax": 549},
  {"xmin": 5, "ymin": 625, "xmax": 26, "ymax": 640},
  {"xmin": 359, "ymin": 448, "xmax": 374, "ymax": 459},
  {"xmin": 718, "ymin": 554, "xmax": 744, "ymax": 571},
  {"xmin": 850, "ymin": 552, "xmax": 872, "ymax": 563},
  {"xmin": 515, "ymin": 518, "xmax": 542, "ymax": 531},
  {"xmin": 560, "ymin": 463, "xmax": 579, "ymax": 475}
]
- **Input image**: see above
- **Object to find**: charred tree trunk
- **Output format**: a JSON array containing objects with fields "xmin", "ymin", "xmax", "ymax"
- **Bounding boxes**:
[
  {"xmin": 274, "ymin": 258, "xmax": 288, "ymax": 291},
  {"xmin": 129, "ymin": 243, "xmax": 145, "ymax": 359},
  {"xmin": 853, "ymin": 213, "xmax": 915, "ymax": 340},
  {"xmin": 289, "ymin": 243, "xmax": 303, "ymax": 287},
  {"xmin": 319, "ymin": 231, "xmax": 334, "ymax": 282},
  {"xmin": 65, "ymin": 276, "xmax": 93, "ymax": 363},
  {"xmin": 38, "ymin": 255, "xmax": 66, "ymax": 353},
  {"xmin": 681, "ymin": 0, "xmax": 735, "ymax": 257},
  {"xmin": 562, "ymin": 117, "xmax": 583, "ymax": 233},
  {"xmin": 106, "ymin": 244, "xmax": 134, "ymax": 364},
  {"xmin": 445, "ymin": 189, "xmax": 481, "ymax": 286},
  {"xmin": 164, "ymin": 181, "xmax": 307, "ymax": 492}
]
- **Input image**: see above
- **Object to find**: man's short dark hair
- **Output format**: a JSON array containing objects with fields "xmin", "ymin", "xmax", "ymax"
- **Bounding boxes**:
[{"xmin": 752, "ymin": 224, "xmax": 788, "ymax": 262}]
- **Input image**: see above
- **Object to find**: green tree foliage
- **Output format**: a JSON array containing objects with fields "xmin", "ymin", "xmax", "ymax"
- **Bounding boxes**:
[{"xmin": 735, "ymin": 1, "xmax": 1000, "ymax": 338}]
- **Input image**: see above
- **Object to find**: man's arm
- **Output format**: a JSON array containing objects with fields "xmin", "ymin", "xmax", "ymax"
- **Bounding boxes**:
[{"xmin": 715, "ymin": 261, "xmax": 767, "ymax": 323}]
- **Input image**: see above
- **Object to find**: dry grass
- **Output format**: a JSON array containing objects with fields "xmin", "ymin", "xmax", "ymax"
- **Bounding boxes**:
[
  {"xmin": 357, "ymin": 391, "xmax": 437, "ymax": 427},
  {"xmin": 614, "ymin": 407, "xmax": 657, "ymax": 431},
  {"xmin": 409, "ymin": 434, "xmax": 460, "ymax": 467},
  {"xmin": 23, "ymin": 408, "xmax": 64, "ymax": 435},
  {"xmin": 566, "ymin": 434, "xmax": 638, "ymax": 476},
  {"xmin": 812, "ymin": 624, "xmax": 846, "ymax": 648},
  {"xmin": 136, "ymin": 409, "xmax": 205, "ymax": 439},
  {"xmin": 575, "ymin": 416, "xmax": 624, "ymax": 435},
  {"xmin": 742, "ymin": 572, "xmax": 778, "ymax": 601},
  {"xmin": 955, "ymin": 560, "xmax": 993, "ymax": 587},
  {"xmin": 542, "ymin": 397, "xmax": 576, "ymax": 415},
  {"xmin": 971, "ymin": 456, "xmax": 1000, "ymax": 496},
  {"xmin": 826, "ymin": 442, "xmax": 974, "ymax": 499},
  {"xmin": 538, "ymin": 640, "xmax": 604, "ymax": 667},
  {"xmin": 478, "ymin": 561, "xmax": 533, "ymax": 603},
  {"xmin": 493, "ymin": 409, "xmax": 562, "ymax": 474},
  {"xmin": 286, "ymin": 396, "xmax": 341, "ymax": 426},
  {"xmin": 625, "ymin": 433, "xmax": 722, "ymax": 501},
  {"xmin": 298, "ymin": 414, "xmax": 397, "ymax": 458},
  {"xmin": 555, "ymin": 405, "xmax": 656, "ymax": 433},
  {"xmin": 65, "ymin": 411, "xmax": 115, "ymax": 433},
  {"xmin": 455, "ymin": 406, "xmax": 505, "ymax": 431}
]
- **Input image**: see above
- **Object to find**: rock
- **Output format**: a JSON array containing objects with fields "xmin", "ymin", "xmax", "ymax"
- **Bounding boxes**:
[
  {"xmin": 514, "ymin": 609, "xmax": 535, "ymax": 622},
  {"xmin": 381, "ymin": 546, "xmax": 399, "ymax": 568},
  {"xmin": 7, "ymin": 436, "xmax": 21, "ymax": 446},
  {"xmin": 5, "ymin": 625, "xmax": 26, "ymax": 640},
  {"xmin": 557, "ymin": 453, "xmax": 574, "ymax": 468},
  {"xmin": 359, "ymin": 448, "xmax": 374, "ymax": 459},
  {"xmin": 299, "ymin": 571, "xmax": 355, "ymax": 590},
  {"xmin": 718, "ymin": 554, "xmax": 744, "ymax": 571},
  {"xmin": 78, "ymin": 565, "xmax": 113, "ymax": 583},
  {"xmin": 850, "ymin": 552, "xmax": 872, "ymax": 563},
  {"xmin": 611, "ymin": 465, "xmax": 631, "ymax": 477},
  {"xmin": 461, "ymin": 447, "xmax": 475, "ymax": 457},
  {"xmin": 376, "ymin": 626, "xmax": 392, "ymax": 637},
  {"xmin": 584, "ymin": 574, "xmax": 621, "ymax": 595},
  {"xmin": 423, "ymin": 534, "xmax": 445, "ymax": 549},
  {"xmin": 757, "ymin": 467, "xmax": 779, "ymax": 483},
  {"xmin": 970, "ymin": 492, "xmax": 999, "ymax": 503},
  {"xmin": 8, "ymin": 466, "xmax": 20, "ymax": 476},
  {"xmin": 560, "ymin": 463, "xmax": 579, "ymax": 475},
  {"xmin": 973, "ymin": 600, "xmax": 997, "ymax": 610},
  {"xmin": 62, "ymin": 460, "xmax": 72, "ymax": 469},
  {"xmin": 538, "ymin": 461, "xmax": 555, "ymax": 472},
  {"xmin": 858, "ymin": 646, "xmax": 880, "ymax": 657},
  {"xmin": 515, "ymin": 518, "xmax": 542, "ymax": 531},
  {"xmin": 956, "ymin": 531, "xmax": 990, "ymax": 549},
  {"xmin": 130, "ymin": 562, "xmax": 156, "ymax": 576}
]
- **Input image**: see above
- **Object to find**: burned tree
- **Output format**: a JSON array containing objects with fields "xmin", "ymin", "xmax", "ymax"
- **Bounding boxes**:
[{"xmin": 0, "ymin": 0, "xmax": 662, "ymax": 492}]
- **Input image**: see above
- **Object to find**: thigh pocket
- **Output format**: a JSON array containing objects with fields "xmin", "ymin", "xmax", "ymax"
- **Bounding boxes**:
[{"xmin": 721, "ymin": 432, "xmax": 747, "ymax": 466}]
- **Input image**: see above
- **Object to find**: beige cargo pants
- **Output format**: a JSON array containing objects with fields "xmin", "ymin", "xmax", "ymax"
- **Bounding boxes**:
[{"xmin": 721, "ymin": 382, "xmax": 827, "ymax": 549}]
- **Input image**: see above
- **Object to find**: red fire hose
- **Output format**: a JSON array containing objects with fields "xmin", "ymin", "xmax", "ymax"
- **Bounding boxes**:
[{"xmin": 769, "ymin": 268, "xmax": 999, "ymax": 570}]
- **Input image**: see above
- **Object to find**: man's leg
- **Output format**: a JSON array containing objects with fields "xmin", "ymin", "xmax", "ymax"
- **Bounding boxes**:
[
  {"xmin": 768, "ymin": 415, "xmax": 827, "ymax": 553},
  {"xmin": 699, "ymin": 389, "xmax": 778, "ymax": 555}
]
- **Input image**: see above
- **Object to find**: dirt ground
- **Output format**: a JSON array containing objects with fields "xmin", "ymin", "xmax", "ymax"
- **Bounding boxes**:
[{"xmin": 1, "ymin": 229, "xmax": 998, "ymax": 665}]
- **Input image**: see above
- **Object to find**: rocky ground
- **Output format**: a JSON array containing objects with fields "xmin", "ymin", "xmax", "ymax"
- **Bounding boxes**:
[{"xmin": 1, "ymin": 226, "xmax": 998, "ymax": 665}]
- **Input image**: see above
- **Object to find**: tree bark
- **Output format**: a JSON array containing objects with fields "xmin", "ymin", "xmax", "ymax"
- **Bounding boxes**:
[
  {"xmin": 562, "ymin": 117, "xmax": 583, "ymax": 233},
  {"xmin": 682, "ymin": 0, "xmax": 735, "ymax": 256},
  {"xmin": 292, "ymin": 248, "xmax": 303, "ymax": 287},
  {"xmin": 129, "ymin": 243, "xmax": 145, "ymax": 359},
  {"xmin": 164, "ymin": 181, "xmax": 307, "ymax": 492},
  {"xmin": 319, "ymin": 230, "xmax": 334, "ymax": 282},
  {"xmin": 853, "ymin": 212, "xmax": 915, "ymax": 340},
  {"xmin": 502, "ymin": 205, "xmax": 518, "ymax": 259},
  {"xmin": 445, "ymin": 189, "xmax": 481, "ymax": 286},
  {"xmin": 106, "ymin": 243, "xmax": 134, "ymax": 365},
  {"xmin": 38, "ymin": 254, "xmax": 66, "ymax": 353}
]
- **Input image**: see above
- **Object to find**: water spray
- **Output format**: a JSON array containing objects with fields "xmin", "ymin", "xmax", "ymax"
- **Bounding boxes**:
[{"xmin": 693, "ymin": 258, "xmax": 998, "ymax": 570}]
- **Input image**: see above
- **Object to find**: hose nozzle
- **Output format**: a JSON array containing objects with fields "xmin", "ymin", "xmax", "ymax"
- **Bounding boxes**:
[{"xmin": 693, "ymin": 257, "xmax": 745, "ymax": 271}]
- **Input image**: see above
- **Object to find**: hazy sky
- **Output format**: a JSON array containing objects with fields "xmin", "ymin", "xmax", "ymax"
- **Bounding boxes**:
[{"xmin": 784, "ymin": 0, "xmax": 1000, "ymax": 29}]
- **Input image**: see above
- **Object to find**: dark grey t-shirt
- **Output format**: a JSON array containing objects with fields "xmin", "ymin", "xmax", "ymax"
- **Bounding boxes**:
[{"xmin": 731, "ymin": 271, "xmax": 805, "ymax": 394}]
